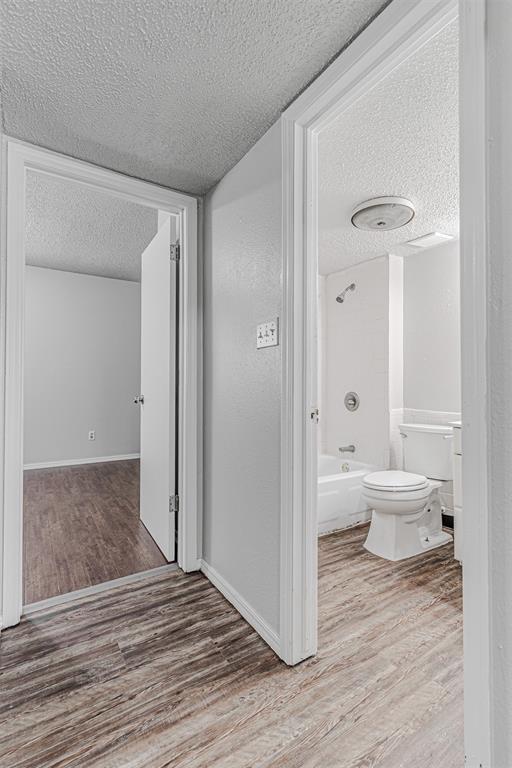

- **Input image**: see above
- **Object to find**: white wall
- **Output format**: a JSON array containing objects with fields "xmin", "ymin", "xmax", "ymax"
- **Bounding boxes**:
[
  {"xmin": 403, "ymin": 239, "xmax": 461, "ymax": 416},
  {"xmin": 319, "ymin": 244, "xmax": 460, "ymax": 478},
  {"xmin": 317, "ymin": 275, "xmax": 326, "ymax": 453},
  {"xmin": 388, "ymin": 254, "xmax": 404, "ymax": 469},
  {"xmin": 24, "ymin": 267, "xmax": 140, "ymax": 465},
  {"xmin": 323, "ymin": 256, "xmax": 390, "ymax": 468},
  {"xmin": 485, "ymin": 2, "xmax": 512, "ymax": 762},
  {"xmin": 203, "ymin": 122, "xmax": 282, "ymax": 636}
]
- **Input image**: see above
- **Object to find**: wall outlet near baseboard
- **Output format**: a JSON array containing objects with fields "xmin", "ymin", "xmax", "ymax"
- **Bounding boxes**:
[{"xmin": 88, "ymin": 430, "xmax": 96, "ymax": 441}]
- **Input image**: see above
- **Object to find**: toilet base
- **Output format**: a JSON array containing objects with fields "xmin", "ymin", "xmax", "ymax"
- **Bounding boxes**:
[{"xmin": 364, "ymin": 509, "xmax": 453, "ymax": 561}]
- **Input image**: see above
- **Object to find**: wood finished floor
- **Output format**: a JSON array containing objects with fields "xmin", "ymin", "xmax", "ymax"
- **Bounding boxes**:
[
  {"xmin": 23, "ymin": 459, "xmax": 166, "ymax": 604},
  {"xmin": 1, "ymin": 525, "xmax": 463, "ymax": 767}
]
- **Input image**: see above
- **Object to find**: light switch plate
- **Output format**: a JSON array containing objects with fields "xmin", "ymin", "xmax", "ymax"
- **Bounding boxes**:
[{"xmin": 257, "ymin": 319, "xmax": 279, "ymax": 349}]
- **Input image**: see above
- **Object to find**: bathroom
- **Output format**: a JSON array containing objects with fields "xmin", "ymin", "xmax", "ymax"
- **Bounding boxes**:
[
  {"xmin": 318, "ymin": 237, "xmax": 461, "ymax": 558},
  {"xmin": 316, "ymin": 16, "xmax": 460, "ymax": 563}
]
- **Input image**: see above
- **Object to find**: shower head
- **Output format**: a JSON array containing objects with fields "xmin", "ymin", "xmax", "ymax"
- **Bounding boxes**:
[{"xmin": 336, "ymin": 283, "xmax": 356, "ymax": 303}]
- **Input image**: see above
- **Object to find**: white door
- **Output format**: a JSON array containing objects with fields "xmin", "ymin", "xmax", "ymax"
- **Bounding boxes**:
[{"xmin": 139, "ymin": 217, "xmax": 178, "ymax": 561}]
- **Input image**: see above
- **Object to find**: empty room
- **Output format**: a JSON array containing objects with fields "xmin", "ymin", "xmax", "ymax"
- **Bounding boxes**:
[
  {"xmin": 21, "ymin": 172, "xmax": 178, "ymax": 605},
  {"xmin": 0, "ymin": 1, "xmax": 511, "ymax": 767}
]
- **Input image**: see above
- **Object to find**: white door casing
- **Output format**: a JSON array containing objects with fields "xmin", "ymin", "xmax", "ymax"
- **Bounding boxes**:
[
  {"xmin": 0, "ymin": 138, "xmax": 200, "ymax": 629},
  {"xmin": 139, "ymin": 217, "xmax": 177, "ymax": 561}
]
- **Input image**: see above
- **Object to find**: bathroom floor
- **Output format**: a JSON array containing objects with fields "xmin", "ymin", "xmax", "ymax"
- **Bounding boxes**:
[
  {"xmin": 2, "ymin": 524, "xmax": 463, "ymax": 767},
  {"xmin": 23, "ymin": 459, "xmax": 167, "ymax": 604}
]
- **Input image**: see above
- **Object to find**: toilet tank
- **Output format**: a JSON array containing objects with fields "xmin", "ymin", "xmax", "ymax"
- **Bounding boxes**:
[{"xmin": 400, "ymin": 423, "xmax": 453, "ymax": 480}]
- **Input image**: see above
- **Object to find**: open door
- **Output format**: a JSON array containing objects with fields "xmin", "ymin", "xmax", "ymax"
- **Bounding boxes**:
[{"xmin": 138, "ymin": 217, "xmax": 178, "ymax": 561}]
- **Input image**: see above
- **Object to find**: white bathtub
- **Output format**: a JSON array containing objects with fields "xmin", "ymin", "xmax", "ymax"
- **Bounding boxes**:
[{"xmin": 318, "ymin": 454, "xmax": 378, "ymax": 535}]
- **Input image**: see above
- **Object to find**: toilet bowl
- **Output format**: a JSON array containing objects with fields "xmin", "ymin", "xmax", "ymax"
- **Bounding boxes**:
[
  {"xmin": 361, "ymin": 423, "xmax": 454, "ymax": 561},
  {"xmin": 362, "ymin": 471, "xmax": 452, "ymax": 560}
]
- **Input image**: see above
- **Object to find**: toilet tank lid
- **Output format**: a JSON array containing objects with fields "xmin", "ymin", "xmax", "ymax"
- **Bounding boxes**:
[{"xmin": 399, "ymin": 422, "xmax": 453, "ymax": 436}]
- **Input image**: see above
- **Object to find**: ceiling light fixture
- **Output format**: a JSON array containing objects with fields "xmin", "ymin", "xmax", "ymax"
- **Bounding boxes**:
[{"xmin": 351, "ymin": 196, "xmax": 415, "ymax": 231}]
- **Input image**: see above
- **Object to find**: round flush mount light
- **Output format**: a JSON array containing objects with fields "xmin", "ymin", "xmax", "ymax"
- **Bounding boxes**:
[{"xmin": 351, "ymin": 196, "xmax": 415, "ymax": 231}]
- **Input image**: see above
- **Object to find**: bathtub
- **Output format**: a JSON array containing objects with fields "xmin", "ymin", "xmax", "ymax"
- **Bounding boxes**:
[{"xmin": 318, "ymin": 454, "xmax": 378, "ymax": 535}]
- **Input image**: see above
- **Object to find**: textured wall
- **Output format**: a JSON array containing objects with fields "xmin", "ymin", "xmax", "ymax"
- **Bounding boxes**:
[
  {"xmin": 24, "ymin": 267, "xmax": 140, "ymax": 465},
  {"xmin": 203, "ymin": 122, "xmax": 282, "ymax": 633},
  {"xmin": 1, "ymin": 0, "xmax": 386, "ymax": 194}
]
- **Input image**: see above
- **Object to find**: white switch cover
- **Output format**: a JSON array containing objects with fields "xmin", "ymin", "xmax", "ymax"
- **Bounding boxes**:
[{"xmin": 257, "ymin": 319, "xmax": 279, "ymax": 349}]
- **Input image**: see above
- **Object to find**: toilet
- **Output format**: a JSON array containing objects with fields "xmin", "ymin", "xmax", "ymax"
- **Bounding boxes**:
[{"xmin": 362, "ymin": 423, "xmax": 453, "ymax": 561}]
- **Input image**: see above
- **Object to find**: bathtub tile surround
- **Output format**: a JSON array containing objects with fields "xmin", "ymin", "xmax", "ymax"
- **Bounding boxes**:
[{"xmin": 323, "ymin": 256, "xmax": 391, "ymax": 469}]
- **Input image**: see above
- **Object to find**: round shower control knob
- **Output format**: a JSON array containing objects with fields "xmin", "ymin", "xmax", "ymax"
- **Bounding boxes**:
[{"xmin": 344, "ymin": 392, "xmax": 360, "ymax": 412}]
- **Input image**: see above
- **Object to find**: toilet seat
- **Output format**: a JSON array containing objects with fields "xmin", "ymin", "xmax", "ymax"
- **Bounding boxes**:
[
  {"xmin": 362, "ymin": 485, "xmax": 432, "ymax": 505},
  {"xmin": 363, "ymin": 470, "xmax": 428, "ymax": 493}
]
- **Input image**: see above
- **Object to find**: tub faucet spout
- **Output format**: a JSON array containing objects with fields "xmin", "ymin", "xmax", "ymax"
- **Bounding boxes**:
[{"xmin": 339, "ymin": 445, "xmax": 356, "ymax": 454}]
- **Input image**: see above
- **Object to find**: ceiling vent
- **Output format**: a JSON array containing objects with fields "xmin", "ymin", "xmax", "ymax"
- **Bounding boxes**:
[
  {"xmin": 351, "ymin": 196, "xmax": 415, "ymax": 231},
  {"xmin": 406, "ymin": 232, "xmax": 454, "ymax": 248}
]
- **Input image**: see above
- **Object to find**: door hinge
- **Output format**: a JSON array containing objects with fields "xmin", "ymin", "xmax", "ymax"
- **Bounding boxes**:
[
  {"xmin": 170, "ymin": 242, "xmax": 180, "ymax": 262},
  {"xmin": 169, "ymin": 494, "xmax": 179, "ymax": 514}
]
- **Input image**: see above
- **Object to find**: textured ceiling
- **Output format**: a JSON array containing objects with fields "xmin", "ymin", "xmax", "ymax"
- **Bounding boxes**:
[
  {"xmin": 318, "ymin": 19, "xmax": 459, "ymax": 275},
  {"xmin": 1, "ymin": 0, "xmax": 388, "ymax": 195},
  {"xmin": 25, "ymin": 172, "xmax": 158, "ymax": 281}
]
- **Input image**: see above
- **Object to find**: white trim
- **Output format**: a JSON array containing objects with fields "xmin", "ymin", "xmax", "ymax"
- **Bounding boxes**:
[
  {"xmin": 280, "ymin": 0, "xmax": 458, "ymax": 667},
  {"xmin": 177, "ymin": 186, "xmax": 201, "ymax": 572},
  {"xmin": 402, "ymin": 408, "xmax": 461, "ymax": 426},
  {"xmin": 459, "ymin": 1, "xmax": 491, "ymax": 765},
  {"xmin": 22, "ymin": 563, "xmax": 178, "ymax": 616},
  {"xmin": 23, "ymin": 453, "xmax": 140, "ymax": 470},
  {"xmin": 0, "ymin": 138, "xmax": 201, "ymax": 629},
  {"xmin": 0, "ymin": 136, "xmax": 6, "ymax": 637},
  {"xmin": 200, "ymin": 559, "xmax": 281, "ymax": 656}
]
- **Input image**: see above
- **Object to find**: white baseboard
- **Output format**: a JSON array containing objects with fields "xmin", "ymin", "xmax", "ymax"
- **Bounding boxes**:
[
  {"xmin": 200, "ymin": 559, "xmax": 281, "ymax": 658},
  {"xmin": 24, "ymin": 453, "xmax": 140, "ymax": 470}
]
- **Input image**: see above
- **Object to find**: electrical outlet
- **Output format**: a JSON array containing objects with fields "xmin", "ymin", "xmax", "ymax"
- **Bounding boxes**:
[
  {"xmin": 88, "ymin": 430, "xmax": 96, "ymax": 441},
  {"xmin": 256, "ymin": 319, "xmax": 279, "ymax": 349}
]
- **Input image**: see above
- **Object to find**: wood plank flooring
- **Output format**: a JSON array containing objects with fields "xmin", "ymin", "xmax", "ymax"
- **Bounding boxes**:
[
  {"xmin": 23, "ymin": 459, "xmax": 166, "ymax": 604},
  {"xmin": 1, "ymin": 525, "xmax": 463, "ymax": 767}
]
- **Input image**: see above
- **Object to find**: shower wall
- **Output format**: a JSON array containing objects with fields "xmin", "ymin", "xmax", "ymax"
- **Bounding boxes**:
[{"xmin": 322, "ymin": 256, "xmax": 392, "ymax": 468}]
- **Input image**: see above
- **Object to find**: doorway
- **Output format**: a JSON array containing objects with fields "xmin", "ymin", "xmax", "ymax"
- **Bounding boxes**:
[
  {"xmin": 1, "ymin": 139, "xmax": 200, "ymax": 627},
  {"xmin": 313, "ymin": 15, "xmax": 461, "ymax": 760},
  {"xmin": 280, "ymin": 0, "xmax": 490, "ymax": 764},
  {"xmin": 22, "ymin": 173, "xmax": 180, "ymax": 605}
]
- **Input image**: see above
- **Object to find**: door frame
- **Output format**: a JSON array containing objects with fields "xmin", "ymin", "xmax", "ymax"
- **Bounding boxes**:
[
  {"xmin": 280, "ymin": 0, "xmax": 490, "ymax": 764},
  {"xmin": 0, "ymin": 137, "xmax": 201, "ymax": 629}
]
